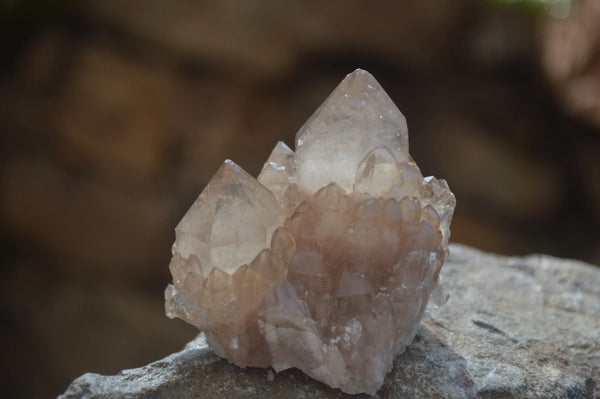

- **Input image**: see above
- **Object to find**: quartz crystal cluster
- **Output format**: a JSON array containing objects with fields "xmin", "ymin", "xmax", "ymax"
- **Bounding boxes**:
[{"xmin": 165, "ymin": 69, "xmax": 456, "ymax": 395}]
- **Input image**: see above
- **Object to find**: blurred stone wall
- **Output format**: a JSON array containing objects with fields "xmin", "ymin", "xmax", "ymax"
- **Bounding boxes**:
[{"xmin": 1, "ymin": 0, "xmax": 599, "ymax": 397}]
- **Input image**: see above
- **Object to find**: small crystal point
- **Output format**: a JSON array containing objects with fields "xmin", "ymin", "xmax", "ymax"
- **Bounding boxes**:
[
  {"xmin": 354, "ymin": 145, "xmax": 403, "ymax": 197},
  {"xmin": 165, "ymin": 69, "xmax": 455, "ymax": 395},
  {"xmin": 295, "ymin": 69, "xmax": 409, "ymax": 194},
  {"xmin": 175, "ymin": 159, "xmax": 283, "ymax": 274},
  {"xmin": 258, "ymin": 141, "xmax": 297, "ymax": 201},
  {"xmin": 422, "ymin": 176, "xmax": 456, "ymax": 245}
]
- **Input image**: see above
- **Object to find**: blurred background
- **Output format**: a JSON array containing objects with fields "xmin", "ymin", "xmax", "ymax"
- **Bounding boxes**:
[{"xmin": 1, "ymin": 0, "xmax": 599, "ymax": 397}]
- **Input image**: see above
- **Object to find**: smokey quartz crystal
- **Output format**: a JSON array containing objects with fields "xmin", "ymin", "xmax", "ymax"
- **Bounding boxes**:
[{"xmin": 165, "ymin": 69, "xmax": 456, "ymax": 395}]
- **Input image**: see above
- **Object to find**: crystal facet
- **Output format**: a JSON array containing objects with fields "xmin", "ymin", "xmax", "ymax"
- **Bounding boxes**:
[
  {"xmin": 165, "ymin": 69, "xmax": 455, "ymax": 395},
  {"xmin": 295, "ymin": 69, "xmax": 409, "ymax": 193}
]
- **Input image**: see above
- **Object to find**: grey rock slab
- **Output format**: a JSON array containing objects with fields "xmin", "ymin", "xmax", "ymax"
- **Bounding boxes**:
[{"xmin": 59, "ymin": 244, "xmax": 600, "ymax": 398}]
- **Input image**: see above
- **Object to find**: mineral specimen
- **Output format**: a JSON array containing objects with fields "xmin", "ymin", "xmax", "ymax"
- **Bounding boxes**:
[{"xmin": 165, "ymin": 69, "xmax": 456, "ymax": 395}]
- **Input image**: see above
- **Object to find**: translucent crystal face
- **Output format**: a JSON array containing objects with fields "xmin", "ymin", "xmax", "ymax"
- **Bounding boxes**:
[
  {"xmin": 295, "ymin": 69, "xmax": 409, "ymax": 194},
  {"xmin": 174, "ymin": 160, "xmax": 284, "ymax": 275},
  {"xmin": 165, "ymin": 69, "xmax": 455, "ymax": 395}
]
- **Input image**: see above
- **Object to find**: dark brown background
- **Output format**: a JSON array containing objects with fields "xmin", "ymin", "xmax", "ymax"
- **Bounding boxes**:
[{"xmin": 1, "ymin": 0, "xmax": 599, "ymax": 397}]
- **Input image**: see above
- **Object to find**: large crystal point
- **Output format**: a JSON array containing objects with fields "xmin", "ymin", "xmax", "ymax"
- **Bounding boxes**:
[
  {"xmin": 165, "ymin": 69, "xmax": 456, "ymax": 395},
  {"xmin": 295, "ymin": 69, "xmax": 409, "ymax": 193}
]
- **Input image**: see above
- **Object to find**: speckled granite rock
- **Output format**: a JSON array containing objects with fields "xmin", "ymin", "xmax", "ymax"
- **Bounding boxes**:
[{"xmin": 59, "ymin": 245, "xmax": 600, "ymax": 398}]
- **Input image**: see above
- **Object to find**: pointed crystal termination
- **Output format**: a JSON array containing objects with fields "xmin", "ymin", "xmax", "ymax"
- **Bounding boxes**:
[
  {"xmin": 165, "ymin": 69, "xmax": 455, "ymax": 395},
  {"xmin": 174, "ymin": 160, "xmax": 283, "ymax": 275},
  {"xmin": 257, "ymin": 141, "xmax": 297, "ymax": 201},
  {"xmin": 354, "ymin": 145, "xmax": 404, "ymax": 197},
  {"xmin": 295, "ymin": 69, "xmax": 409, "ymax": 193}
]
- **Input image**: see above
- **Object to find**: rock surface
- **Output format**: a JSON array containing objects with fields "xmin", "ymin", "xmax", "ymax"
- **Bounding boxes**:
[{"xmin": 60, "ymin": 244, "xmax": 600, "ymax": 398}]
